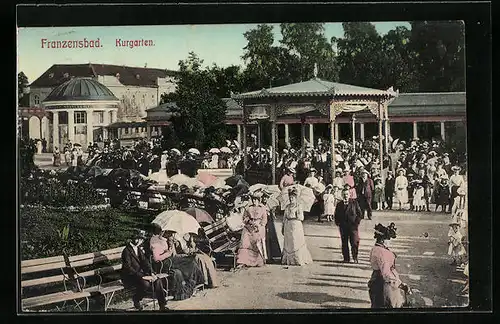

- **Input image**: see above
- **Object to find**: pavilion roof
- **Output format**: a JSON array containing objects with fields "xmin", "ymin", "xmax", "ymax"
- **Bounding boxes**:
[{"xmin": 232, "ymin": 78, "xmax": 393, "ymax": 99}]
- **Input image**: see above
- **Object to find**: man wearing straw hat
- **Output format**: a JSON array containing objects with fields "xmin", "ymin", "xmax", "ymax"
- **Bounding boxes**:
[{"xmin": 121, "ymin": 229, "xmax": 168, "ymax": 311}]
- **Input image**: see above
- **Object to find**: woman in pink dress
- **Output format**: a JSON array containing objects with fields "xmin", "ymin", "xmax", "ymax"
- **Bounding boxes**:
[
  {"xmin": 236, "ymin": 191, "xmax": 268, "ymax": 268},
  {"xmin": 279, "ymin": 167, "xmax": 295, "ymax": 190},
  {"xmin": 342, "ymin": 166, "xmax": 357, "ymax": 200},
  {"xmin": 368, "ymin": 223, "xmax": 410, "ymax": 308}
]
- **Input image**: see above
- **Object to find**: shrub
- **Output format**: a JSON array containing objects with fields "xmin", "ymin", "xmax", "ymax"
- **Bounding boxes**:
[
  {"xmin": 20, "ymin": 177, "xmax": 106, "ymax": 207},
  {"xmin": 19, "ymin": 137, "xmax": 38, "ymax": 177},
  {"xmin": 19, "ymin": 207, "xmax": 139, "ymax": 260}
]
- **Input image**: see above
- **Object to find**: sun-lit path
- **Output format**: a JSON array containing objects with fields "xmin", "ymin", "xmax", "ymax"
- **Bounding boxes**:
[{"xmin": 110, "ymin": 210, "xmax": 468, "ymax": 311}]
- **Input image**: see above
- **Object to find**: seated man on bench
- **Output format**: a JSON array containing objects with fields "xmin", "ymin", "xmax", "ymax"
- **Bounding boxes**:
[{"xmin": 121, "ymin": 229, "xmax": 168, "ymax": 311}]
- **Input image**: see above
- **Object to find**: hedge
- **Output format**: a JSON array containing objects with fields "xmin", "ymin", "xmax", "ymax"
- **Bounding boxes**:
[{"xmin": 19, "ymin": 206, "xmax": 153, "ymax": 260}]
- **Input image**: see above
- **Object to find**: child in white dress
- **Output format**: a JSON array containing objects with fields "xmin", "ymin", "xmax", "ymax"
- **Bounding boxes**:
[
  {"xmin": 412, "ymin": 182, "xmax": 425, "ymax": 212},
  {"xmin": 322, "ymin": 185, "xmax": 336, "ymax": 222}
]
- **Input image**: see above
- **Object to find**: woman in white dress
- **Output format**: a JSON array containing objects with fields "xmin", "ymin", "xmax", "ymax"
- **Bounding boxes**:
[
  {"xmin": 394, "ymin": 168, "xmax": 408, "ymax": 210},
  {"xmin": 281, "ymin": 187, "xmax": 313, "ymax": 266}
]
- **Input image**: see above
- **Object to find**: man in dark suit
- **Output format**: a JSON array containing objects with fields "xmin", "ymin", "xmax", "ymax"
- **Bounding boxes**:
[
  {"xmin": 334, "ymin": 189, "xmax": 363, "ymax": 263},
  {"xmin": 357, "ymin": 169, "xmax": 375, "ymax": 220},
  {"xmin": 121, "ymin": 229, "xmax": 168, "ymax": 311}
]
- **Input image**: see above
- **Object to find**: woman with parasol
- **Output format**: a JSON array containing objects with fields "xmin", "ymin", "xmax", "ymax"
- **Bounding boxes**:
[
  {"xmin": 148, "ymin": 223, "xmax": 205, "ymax": 300},
  {"xmin": 368, "ymin": 223, "xmax": 411, "ymax": 308},
  {"xmin": 281, "ymin": 187, "xmax": 313, "ymax": 266}
]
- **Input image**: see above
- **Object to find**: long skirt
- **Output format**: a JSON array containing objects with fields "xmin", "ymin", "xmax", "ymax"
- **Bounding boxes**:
[
  {"xmin": 395, "ymin": 188, "xmax": 408, "ymax": 204},
  {"xmin": 53, "ymin": 154, "xmax": 61, "ymax": 166},
  {"xmin": 193, "ymin": 252, "xmax": 219, "ymax": 288},
  {"xmin": 281, "ymin": 218, "xmax": 313, "ymax": 266},
  {"xmin": 236, "ymin": 225, "xmax": 266, "ymax": 267},
  {"xmin": 368, "ymin": 270, "xmax": 406, "ymax": 308},
  {"xmin": 157, "ymin": 255, "xmax": 205, "ymax": 300}
]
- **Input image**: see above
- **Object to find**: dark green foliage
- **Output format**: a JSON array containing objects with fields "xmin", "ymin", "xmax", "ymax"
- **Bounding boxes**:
[
  {"xmin": 19, "ymin": 137, "xmax": 38, "ymax": 177},
  {"xmin": 20, "ymin": 177, "xmax": 106, "ymax": 207},
  {"xmin": 20, "ymin": 207, "xmax": 140, "ymax": 260}
]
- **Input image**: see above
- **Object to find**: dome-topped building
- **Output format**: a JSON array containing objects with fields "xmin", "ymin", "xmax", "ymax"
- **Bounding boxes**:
[
  {"xmin": 44, "ymin": 77, "xmax": 119, "ymax": 102},
  {"xmin": 43, "ymin": 77, "xmax": 120, "ymax": 150}
]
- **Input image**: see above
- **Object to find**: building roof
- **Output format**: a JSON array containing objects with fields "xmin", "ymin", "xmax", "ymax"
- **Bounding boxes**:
[
  {"xmin": 43, "ymin": 77, "xmax": 119, "ymax": 102},
  {"xmin": 30, "ymin": 63, "xmax": 178, "ymax": 88},
  {"xmin": 107, "ymin": 121, "xmax": 147, "ymax": 128},
  {"xmin": 232, "ymin": 78, "xmax": 394, "ymax": 99},
  {"xmin": 224, "ymin": 92, "xmax": 466, "ymax": 120},
  {"xmin": 146, "ymin": 102, "xmax": 179, "ymax": 112},
  {"xmin": 388, "ymin": 92, "xmax": 466, "ymax": 116}
]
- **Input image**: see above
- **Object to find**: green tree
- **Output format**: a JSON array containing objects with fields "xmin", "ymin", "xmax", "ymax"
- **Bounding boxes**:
[
  {"xmin": 18, "ymin": 72, "xmax": 29, "ymax": 106},
  {"xmin": 409, "ymin": 21, "xmax": 465, "ymax": 92},
  {"xmin": 333, "ymin": 22, "xmax": 386, "ymax": 89},
  {"xmin": 280, "ymin": 23, "xmax": 339, "ymax": 81},
  {"xmin": 379, "ymin": 26, "xmax": 420, "ymax": 92},
  {"xmin": 161, "ymin": 52, "xmax": 228, "ymax": 150}
]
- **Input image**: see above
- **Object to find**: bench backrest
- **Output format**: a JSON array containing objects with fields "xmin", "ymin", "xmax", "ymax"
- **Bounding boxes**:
[
  {"xmin": 202, "ymin": 219, "xmax": 231, "ymax": 252},
  {"xmin": 21, "ymin": 255, "xmax": 68, "ymax": 289},
  {"xmin": 21, "ymin": 246, "xmax": 125, "ymax": 293}
]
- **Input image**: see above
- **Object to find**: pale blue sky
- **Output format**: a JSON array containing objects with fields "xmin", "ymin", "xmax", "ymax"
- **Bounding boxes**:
[{"xmin": 17, "ymin": 22, "xmax": 410, "ymax": 83}]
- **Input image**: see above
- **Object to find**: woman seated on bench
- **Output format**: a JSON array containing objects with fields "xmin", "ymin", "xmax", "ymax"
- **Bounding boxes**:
[
  {"xmin": 173, "ymin": 231, "xmax": 219, "ymax": 288},
  {"xmin": 149, "ymin": 224, "xmax": 205, "ymax": 300}
]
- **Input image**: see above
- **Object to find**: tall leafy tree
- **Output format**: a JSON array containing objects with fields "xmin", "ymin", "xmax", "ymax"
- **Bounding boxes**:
[
  {"xmin": 332, "ymin": 22, "xmax": 386, "ymax": 89},
  {"xmin": 379, "ymin": 26, "xmax": 420, "ymax": 92},
  {"xmin": 409, "ymin": 21, "xmax": 465, "ymax": 92},
  {"xmin": 18, "ymin": 72, "xmax": 29, "ymax": 106},
  {"xmin": 280, "ymin": 23, "xmax": 339, "ymax": 81},
  {"xmin": 161, "ymin": 52, "xmax": 228, "ymax": 150}
]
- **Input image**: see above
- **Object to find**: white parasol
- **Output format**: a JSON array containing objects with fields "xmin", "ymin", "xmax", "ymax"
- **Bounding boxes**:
[
  {"xmin": 233, "ymin": 140, "xmax": 241, "ymax": 149},
  {"xmin": 170, "ymin": 148, "xmax": 181, "ymax": 155},
  {"xmin": 151, "ymin": 210, "xmax": 200, "ymax": 235},
  {"xmin": 278, "ymin": 184, "xmax": 316, "ymax": 212},
  {"xmin": 226, "ymin": 211, "xmax": 244, "ymax": 232},
  {"xmin": 148, "ymin": 171, "xmax": 169, "ymax": 185},
  {"xmin": 392, "ymin": 138, "xmax": 400, "ymax": 151},
  {"xmin": 209, "ymin": 148, "xmax": 220, "ymax": 154},
  {"xmin": 312, "ymin": 183, "xmax": 326, "ymax": 195},
  {"xmin": 188, "ymin": 148, "xmax": 201, "ymax": 155},
  {"xmin": 220, "ymin": 147, "xmax": 232, "ymax": 154},
  {"xmin": 339, "ymin": 140, "xmax": 347, "ymax": 146},
  {"xmin": 169, "ymin": 174, "xmax": 205, "ymax": 188}
]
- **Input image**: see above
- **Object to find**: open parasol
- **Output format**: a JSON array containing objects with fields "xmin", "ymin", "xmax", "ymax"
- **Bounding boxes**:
[
  {"xmin": 151, "ymin": 210, "xmax": 201, "ymax": 235},
  {"xmin": 169, "ymin": 174, "xmax": 205, "ymax": 188},
  {"xmin": 392, "ymin": 138, "xmax": 400, "ymax": 151},
  {"xmin": 220, "ymin": 147, "xmax": 232, "ymax": 154},
  {"xmin": 86, "ymin": 165, "xmax": 105, "ymax": 178},
  {"xmin": 197, "ymin": 172, "xmax": 219, "ymax": 187},
  {"xmin": 148, "ymin": 171, "xmax": 169, "ymax": 185},
  {"xmin": 183, "ymin": 207, "xmax": 214, "ymax": 224},
  {"xmin": 209, "ymin": 148, "xmax": 220, "ymax": 154},
  {"xmin": 188, "ymin": 148, "xmax": 200, "ymax": 155},
  {"xmin": 278, "ymin": 184, "xmax": 316, "ymax": 212},
  {"xmin": 170, "ymin": 148, "xmax": 181, "ymax": 155}
]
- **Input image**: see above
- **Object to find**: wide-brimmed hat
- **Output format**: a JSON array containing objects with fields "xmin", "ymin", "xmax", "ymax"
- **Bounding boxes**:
[
  {"xmin": 443, "ymin": 153, "xmax": 449, "ymax": 157},
  {"xmin": 309, "ymin": 168, "xmax": 317, "ymax": 173},
  {"xmin": 449, "ymin": 222, "xmax": 460, "ymax": 227},
  {"xmin": 428, "ymin": 151, "xmax": 437, "ymax": 156},
  {"xmin": 451, "ymin": 166, "xmax": 462, "ymax": 172},
  {"xmin": 361, "ymin": 169, "xmax": 370, "ymax": 175},
  {"xmin": 134, "ymin": 229, "xmax": 147, "ymax": 240},
  {"xmin": 287, "ymin": 167, "xmax": 296, "ymax": 173},
  {"xmin": 397, "ymin": 168, "xmax": 406, "ymax": 175},
  {"xmin": 325, "ymin": 184, "xmax": 333, "ymax": 190},
  {"xmin": 250, "ymin": 190, "xmax": 263, "ymax": 199}
]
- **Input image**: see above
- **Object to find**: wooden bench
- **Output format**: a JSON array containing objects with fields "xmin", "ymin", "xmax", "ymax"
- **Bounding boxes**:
[
  {"xmin": 21, "ymin": 253, "xmax": 99, "ymax": 312},
  {"xmin": 203, "ymin": 218, "xmax": 240, "ymax": 270},
  {"xmin": 21, "ymin": 246, "xmax": 175, "ymax": 312}
]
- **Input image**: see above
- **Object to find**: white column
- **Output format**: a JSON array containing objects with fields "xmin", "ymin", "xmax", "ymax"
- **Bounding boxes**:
[
  {"xmin": 111, "ymin": 110, "xmax": 117, "ymax": 123},
  {"xmin": 351, "ymin": 116, "xmax": 356, "ymax": 149},
  {"xmin": 237, "ymin": 124, "xmax": 242, "ymax": 146},
  {"xmin": 440, "ymin": 121, "xmax": 446, "ymax": 141},
  {"xmin": 67, "ymin": 110, "xmax": 75, "ymax": 144},
  {"xmin": 334, "ymin": 123, "xmax": 339, "ymax": 140},
  {"xmin": 309, "ymin": 123, "xmax": 314, "ymax": 146},
  {"xmin": 284, "ymin": 123, "xmax": 289, "ymax": 145},
  {"xmin": 52, "ymin": 111, "xmax": 59, "ymax": 150},
  {"xmin": 413, "ymin": 121, "xmax": 418, "ymax": 139},
  {"xmin": 360, "ymin": 122, "xmax": 365, "ymax": 141},
  {"xmin": 86, "ymin": 110, "xmax": 94, "ymax": 146}
]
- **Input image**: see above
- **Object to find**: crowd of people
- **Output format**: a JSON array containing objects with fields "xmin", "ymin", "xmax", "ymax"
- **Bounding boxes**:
[{"xmin": 43, "ymin": 134, "xmax": 468, "ymax": 309}]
